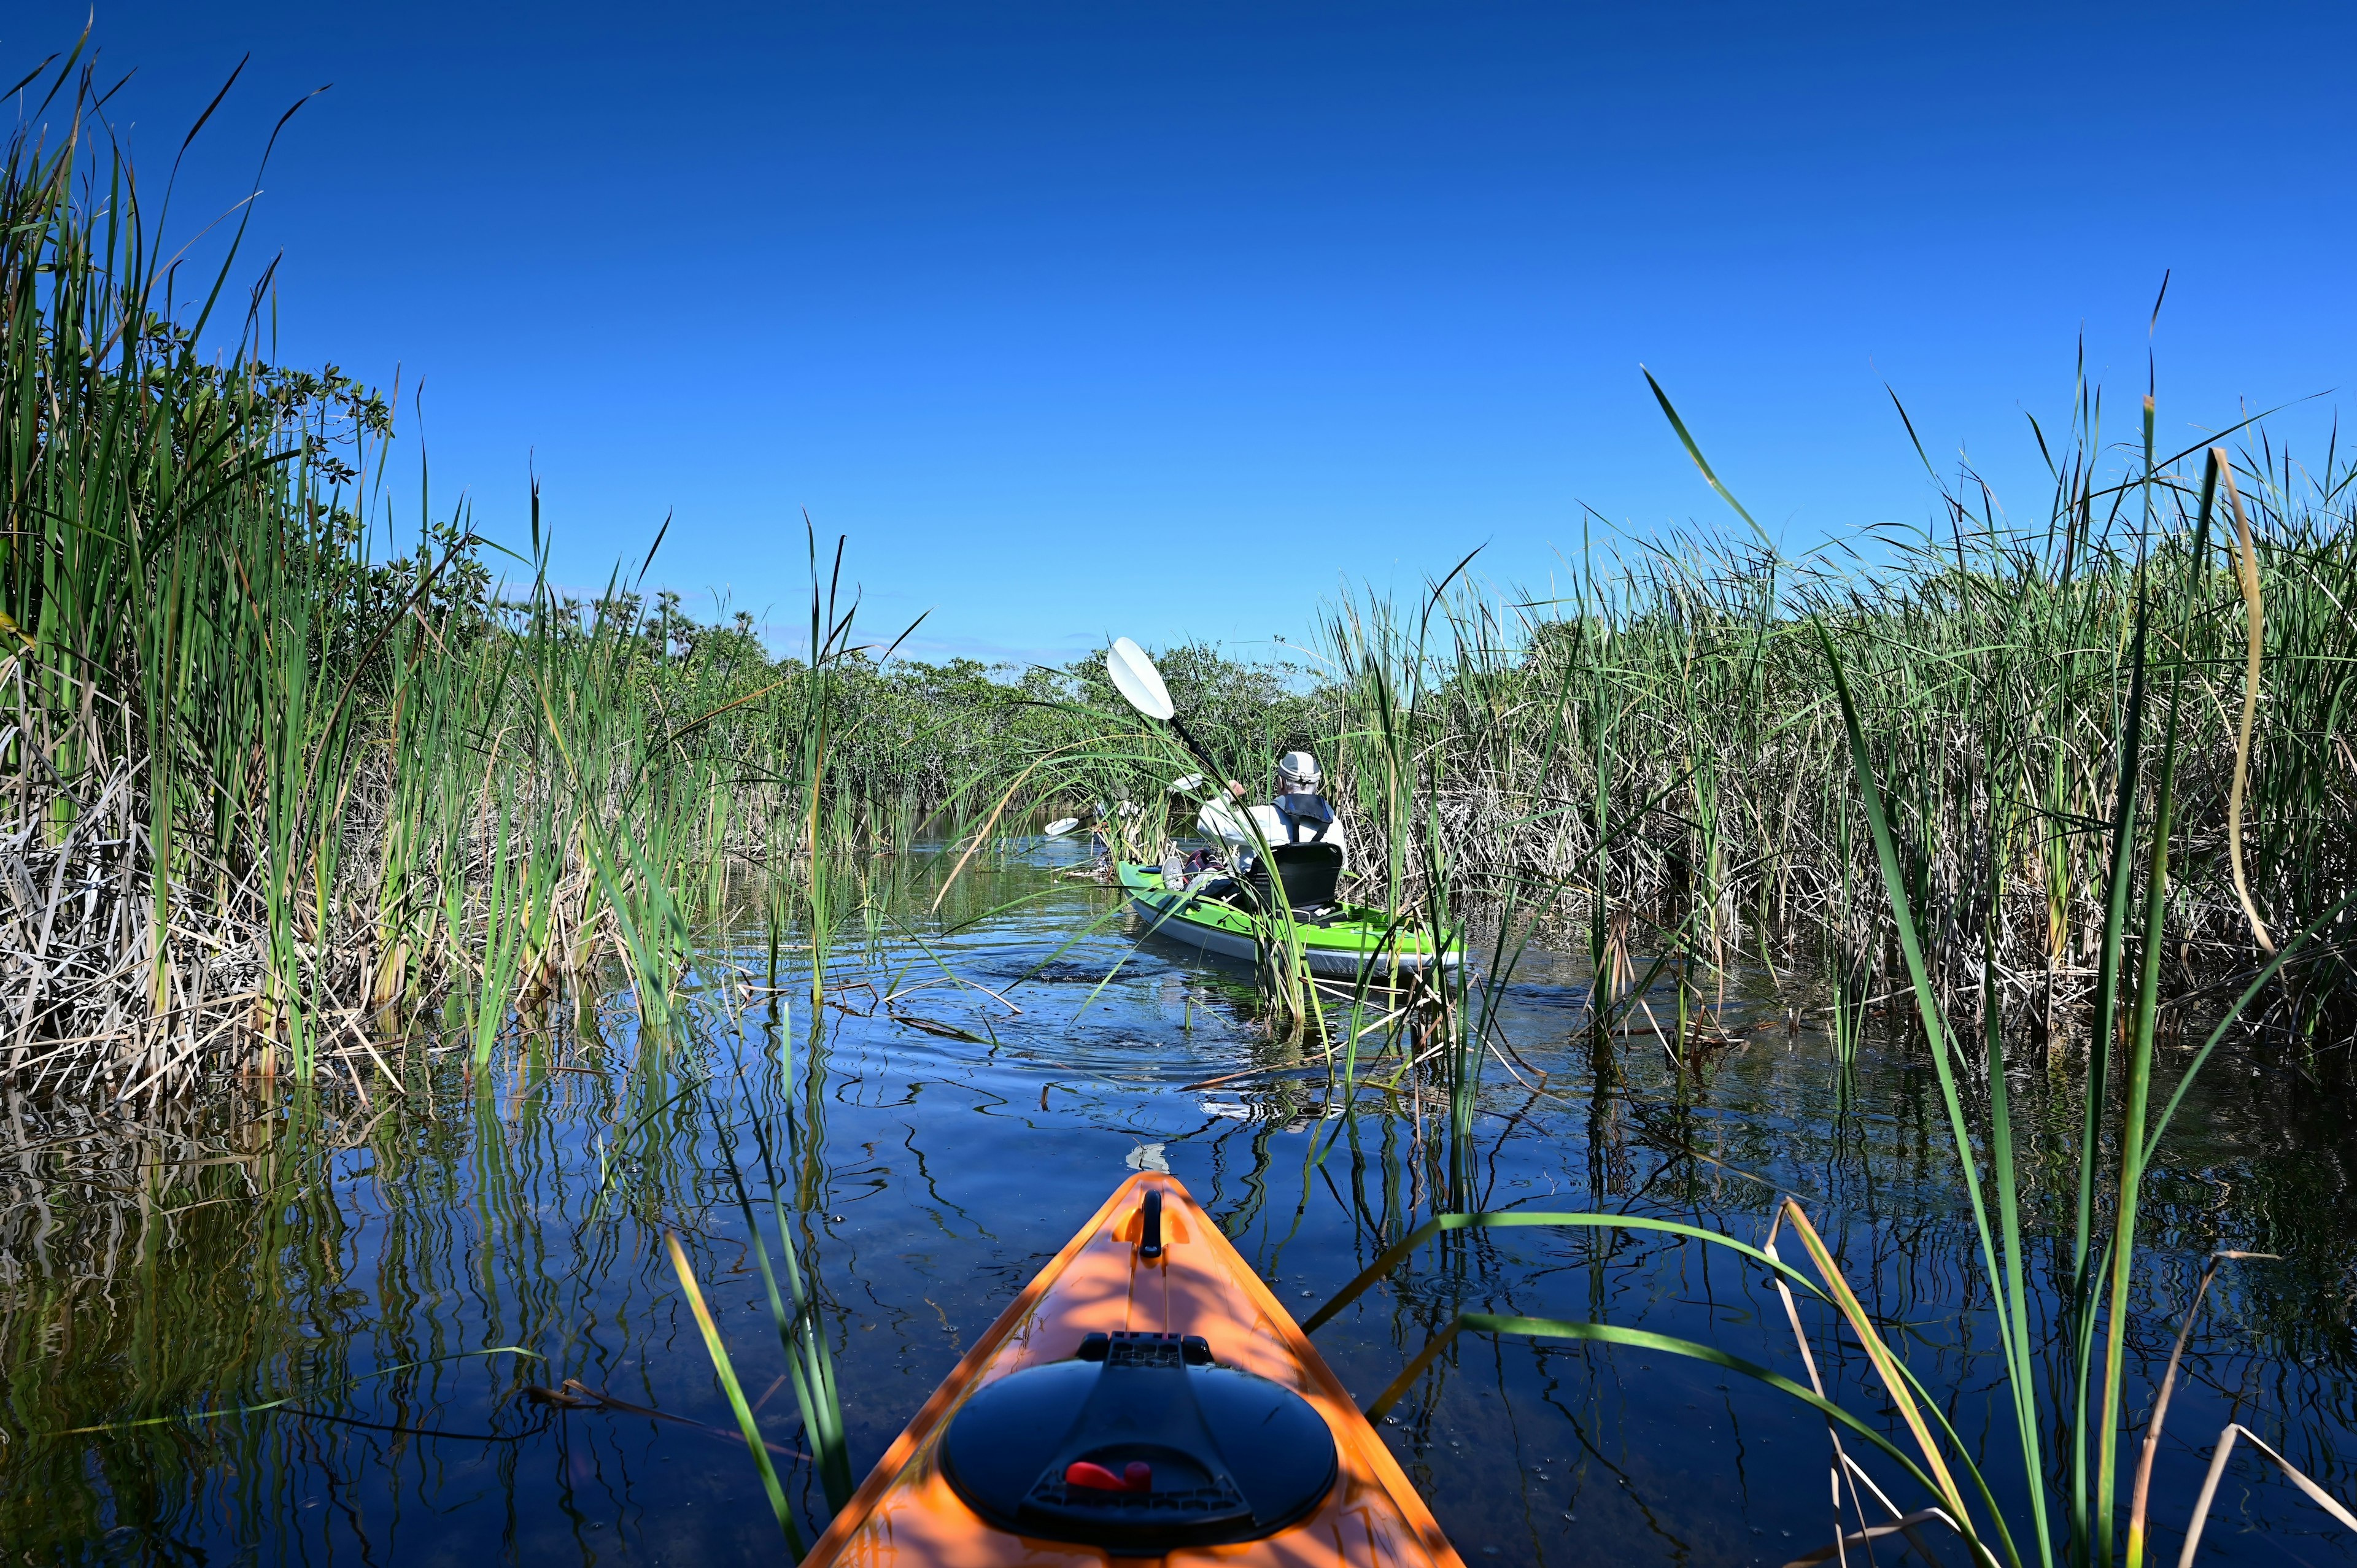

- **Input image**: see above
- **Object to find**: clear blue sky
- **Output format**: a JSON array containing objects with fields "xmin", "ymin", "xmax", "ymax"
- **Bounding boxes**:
[{"xmin": 12, "ymin": 2, "xmax": 2354, "ymax": 665}]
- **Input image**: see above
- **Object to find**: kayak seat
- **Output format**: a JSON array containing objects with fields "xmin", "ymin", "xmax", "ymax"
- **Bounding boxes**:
[{"xmin": 1244, "ymin": 843, "xmax": 1343, "ymax": 914}]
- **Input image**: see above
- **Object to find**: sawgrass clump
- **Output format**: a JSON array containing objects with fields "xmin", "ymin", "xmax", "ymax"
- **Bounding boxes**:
[
  {"xmin": 1294, "ymin": 401, "xmax": 2357, "ymax": 1568},
  {"xmin": 0, "ymin": 60, "xmax": 1045, "ymax": 1101}
]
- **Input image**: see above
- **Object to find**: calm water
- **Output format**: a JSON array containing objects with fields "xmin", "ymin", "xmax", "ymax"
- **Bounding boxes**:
[{"xmin": 3, "ymin": 841, "xmax": 2353, "ymax": 1566}]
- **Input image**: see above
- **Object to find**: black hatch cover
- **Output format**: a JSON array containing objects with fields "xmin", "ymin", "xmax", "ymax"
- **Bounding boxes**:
[{"xmin": 940, "ymin": 1330, "xmax": 1339, "ymax": 1553}]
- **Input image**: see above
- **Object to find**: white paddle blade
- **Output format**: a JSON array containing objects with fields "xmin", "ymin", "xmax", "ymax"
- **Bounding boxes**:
[
  {"xmin": 1167, "ymin": 773, "xmax": 1204, "ymax": 794},
  {"xmin": 1105, "ymin": 637, "xmax": 1175, "ymax": 720},
  {"xmin": 1043, "ymin": 817, "xmax": 1081, "ymax": 837}
]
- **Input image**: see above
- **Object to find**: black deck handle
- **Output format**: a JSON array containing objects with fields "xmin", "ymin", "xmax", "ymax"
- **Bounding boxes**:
[{"xmin": 1140, "ymin": 1188, "xmax": 1163, "ymax": 1259}]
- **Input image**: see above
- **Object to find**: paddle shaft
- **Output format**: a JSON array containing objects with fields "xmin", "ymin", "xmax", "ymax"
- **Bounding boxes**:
[{"xmin": 1166, "ymin": 713, "xmax": 1223, "ymax": 789}]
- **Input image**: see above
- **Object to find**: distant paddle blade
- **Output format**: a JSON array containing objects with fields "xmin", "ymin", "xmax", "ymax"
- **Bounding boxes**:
[
  {"xmin": 1105, "ymin": 637, "xmax": 1176, "ymax": 720},
  {"xmin": 1043, "ymin": 817, "xmax": 1080, "ymax": 837}
]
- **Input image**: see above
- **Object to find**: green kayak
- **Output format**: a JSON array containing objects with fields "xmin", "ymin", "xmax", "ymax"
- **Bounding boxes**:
[{"xmin": 1115, "ymin": 860, "xmax": 1457, "ymax": 978}]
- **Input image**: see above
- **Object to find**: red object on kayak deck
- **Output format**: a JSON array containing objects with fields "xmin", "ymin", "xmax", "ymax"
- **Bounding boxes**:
[{"xmin": 1064, "ymin": 1459, "xmax": 1152, "ymax": 1492}]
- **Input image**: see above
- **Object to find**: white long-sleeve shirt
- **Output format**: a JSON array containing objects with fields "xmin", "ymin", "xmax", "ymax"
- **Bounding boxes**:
[{"xmin": 1195, "ymin": 793, "xmax": 1349, "ymax": 873}]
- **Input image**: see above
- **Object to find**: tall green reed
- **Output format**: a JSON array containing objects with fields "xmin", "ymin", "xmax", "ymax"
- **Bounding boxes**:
[
  {"xmin": 1306, "ymin": 388, "xmax": 2357, "ymax": 1568},
  {"xmin": 1, "ymin": 61, "xmax": 954, "ymax": 1097}
]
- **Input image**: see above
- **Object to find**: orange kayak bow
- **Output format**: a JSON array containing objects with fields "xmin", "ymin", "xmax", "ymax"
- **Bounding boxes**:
[{"xmin": 801, "ymin": 1172, "xmax": 1465, "ymax": 1567}]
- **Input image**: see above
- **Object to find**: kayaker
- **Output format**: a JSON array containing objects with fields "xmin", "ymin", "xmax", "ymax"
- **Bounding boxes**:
[{"xmin": 1194, "ymin": 750, "xmax": 1349, "ymax": 876}]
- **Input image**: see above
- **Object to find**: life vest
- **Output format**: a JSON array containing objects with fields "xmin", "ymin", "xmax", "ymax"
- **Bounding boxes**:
[
  {"xmin": 1273, "ymin": 794, "xmax": 1336, "ymax": 844},
  {"xmin": 1196, "ymin": 794, "xmax": 1349, "ymax": 874}
]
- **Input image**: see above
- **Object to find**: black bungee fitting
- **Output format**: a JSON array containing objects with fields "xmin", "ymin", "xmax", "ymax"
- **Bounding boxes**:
[
  {"xmin": 1140, "ymin": 1187, "xmax": 1163, "ymax": 1259},
  {"xmin": 939, "ymin": 1311, "xmax": 1339, "ymax": 1553}
]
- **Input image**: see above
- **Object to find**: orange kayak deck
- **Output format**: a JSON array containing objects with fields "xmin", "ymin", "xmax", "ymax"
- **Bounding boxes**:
[{"xmin": 801, "ymin": 1172, "xmax": 1465, "ymax": 1567}]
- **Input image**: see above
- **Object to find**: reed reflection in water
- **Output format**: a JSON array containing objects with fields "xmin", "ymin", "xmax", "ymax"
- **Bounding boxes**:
[{"xmin": 2, "ymin": 841, "xmax": 2351, "ymax": 1566}]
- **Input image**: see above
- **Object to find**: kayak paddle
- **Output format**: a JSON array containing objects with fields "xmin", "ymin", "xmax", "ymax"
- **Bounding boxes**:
[{"xmin": 1105, "ymin": 638, "xmax": 1220, "ymax": 779}]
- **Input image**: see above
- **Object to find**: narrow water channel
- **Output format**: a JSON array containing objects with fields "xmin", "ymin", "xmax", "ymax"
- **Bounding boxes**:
[{"xmin": 4, "ymin": 840, "xmax": 2351, "ymax": 1565}]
